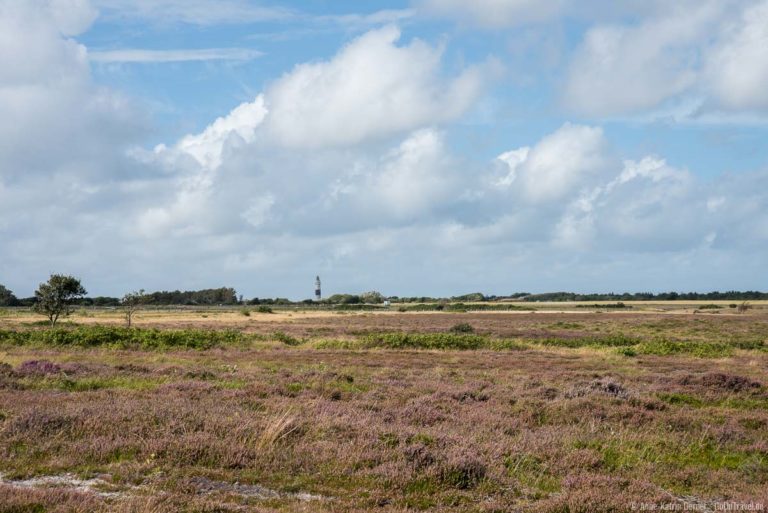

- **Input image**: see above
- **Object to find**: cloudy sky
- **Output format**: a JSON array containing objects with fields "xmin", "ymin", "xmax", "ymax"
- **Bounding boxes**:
[{"xmin": 1, "ymin": 0, "xmax": 767, "ymax": 298}]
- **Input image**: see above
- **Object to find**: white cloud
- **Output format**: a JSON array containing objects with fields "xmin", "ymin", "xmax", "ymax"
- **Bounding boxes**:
[
  {"xmin": 90, "ymin": 48, "xmax": 263, "ymax": 63},
  {"xmin": 563, "ymin": 3, "xmax": 717, "ymax": 117},
  {"xmin": 2, "ymin": 3, "xmax": 768, "ymax": 298},
  {"xmin": 352, "ymin": 129, "xmax": 458, "ymax": 222},
  {"xmin": 93, "ymin": 0, "xmax": 293, "ymax": 25},
  {"xmin": 562, "ymin": 0, "xmax": 768, "ymax": 118},
  {"xmin": 318, "ymin": 9, "xmax": 416, "ymax": 28},
  {"xmin": 496, "ymin": 123, "xmax": 610, "ymax": 203},
  {"xmin": 263, "ymin": 25, "xmax": 491, "ymax": 148},
  {"xmin": 242, "ymin": 194, "xmax": 275, "ymax": 228},
  {"xmin": 705, "ymin": 0, "xmax": 768, "ymax": 110},
  {"xmin": 49, "ymin": 0, "xmax": 99, "ymax": 35},
  {"xmin": 417, "ymin": 0, "xmax": 566, "ymax": 27},
  {"xmin": 173, "ymin": 95, "xmax": 268, "ymax": 171}
]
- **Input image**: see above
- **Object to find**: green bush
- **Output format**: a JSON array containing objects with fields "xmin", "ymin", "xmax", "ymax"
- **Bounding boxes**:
[
  {"xmin": 360, "ymin": 332, "xmax": 488, "ymax": 350},
  {"xmin": 538, "ymin": 334, "xmax": 641, "ymax": 348},
  {"xmin": 273, "ymin": 331, "xmax": 302, "ymax": 346},
  {"xmin": 0, "ymin": 326, "xmax": 243, "ymax": 350},
  {"xmin": 333, "ymin": 304, "xmax": 383, "ymax": 311},
  {"xmin": 257, "ymin": 306, "xmax": 274, "ymax": 314},
  {"xmin": 636, "ymin": 339, "xmax": 734, "ymax": 358}
]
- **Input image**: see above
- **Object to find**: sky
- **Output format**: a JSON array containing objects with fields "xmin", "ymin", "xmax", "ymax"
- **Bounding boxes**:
[{"xmin": 1, "ymin": 0, "xmax": 767, "ymax": 299}]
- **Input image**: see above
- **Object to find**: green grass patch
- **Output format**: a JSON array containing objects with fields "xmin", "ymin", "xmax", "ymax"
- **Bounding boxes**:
[
  {"xmin": 636, "ymin": 339, "xmax": 734, "ymax": 358},
  {"xmin": 504, "ymin": 453, "xmax": 561, "ymax": 496},
  {"xmin": 658, "ymin": 392, "xmax": 768, "ymax": 410},
  {"xmin": 537, "ymin": 334, "xmax": 641, "ymax": 348},
  {"xmin": 272, "ymin": 331, "xmax": 303, "ymax": 346},
  {"xmin": 657, "ymin": 392, "xmax": 705, "ymax": 407},
  {"xmin": 0, "ymin": 326, "xmax": 247, "ymax": 350}
]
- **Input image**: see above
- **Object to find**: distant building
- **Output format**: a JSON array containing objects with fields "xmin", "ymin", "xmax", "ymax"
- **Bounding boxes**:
[{"xmin": 315, "ymin": 276, "xmax": 321, "ymax": 301}]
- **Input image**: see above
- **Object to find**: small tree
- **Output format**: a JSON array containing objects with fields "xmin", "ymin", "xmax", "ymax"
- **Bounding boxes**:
[
  {"xmin": 33, "ymin": 274, "xmax": 87, "ymax": 327},
  {"xmin": 0, "ymin": 284, "xmax": 19, "ymax": 307},
  {"xmin": 121, "ymin": 289, "xmax": 147, "ymax": 328},
  {"xmin": 359, "ymin": 291, "xmax": 385, "ymax": 304}
]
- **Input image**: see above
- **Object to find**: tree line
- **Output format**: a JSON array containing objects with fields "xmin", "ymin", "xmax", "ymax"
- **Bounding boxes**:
[
  {"xmin": 0, "ymin": 284, "xmax": 240, "ymax": 307},
  {"xmin": 2, "ymin": 277, "xmax": 767, "ymax": 318}
]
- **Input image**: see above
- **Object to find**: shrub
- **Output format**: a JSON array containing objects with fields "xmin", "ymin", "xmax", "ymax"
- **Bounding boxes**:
[
  {"xmin": 361, "ymin": 332, "xmax": 488, "ymax": 350},
  {"xmin": 0, "ymin": 326, "xmax": 244, "ymax": 350},
  {"xmin": 257, "ymin": 306, "xmax": 273, "ymax": 314},
  {"xmin": 449, "ymin": 323, "xmax": 475, "ymax": 334},
  {"xmin": 273, "ymin": 331, "xmax": 302, "ymax": 346},
  {"xmin": 539, "ymin": 334, "xmax": 641, "ymax": 349},
  {"xmin": 240, "ymin": 308, "xmax": 251, "ymax": 317},
  {"xmin": 636, "ymin": 339, "xmax": 734, "ymax": 358},
  {"xmin": 438, "ymin": 453, "xmax": 487, "ymax": 489}
]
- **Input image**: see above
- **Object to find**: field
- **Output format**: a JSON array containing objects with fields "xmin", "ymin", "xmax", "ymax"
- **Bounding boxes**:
[{"xmin": 1, "ymin": 304, "xmax": 767, "ymax": 512}]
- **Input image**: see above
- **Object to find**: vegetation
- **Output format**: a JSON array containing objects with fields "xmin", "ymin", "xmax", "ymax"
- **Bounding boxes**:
[
  {"xmin": 31, "ymin": 274, "xmax": 87, "ymax": 327},
  {"xmin": 143, "ymin": 287, "xmax": 238, "ymax": 305},
  {"xmin": 521, "ymin": 290, "xmax": 768, "ymax": 301},
  {"xmin": 399, "ymin": 302, "xmax": 534, "ymax": 312},
  {"xmin": 0, "ymin": 322, "xmax": 765, "ymax": 512},
  {"xmin": 120, "ymin": 289, "xmax": 147, "ymax": 328},
  {"xmin": 0, "ymin": 285, "xmax": 19, "ymax": 307},
  {"xmin": 0, "ymin": 326, "xmax": 244, "ymax": 350}
]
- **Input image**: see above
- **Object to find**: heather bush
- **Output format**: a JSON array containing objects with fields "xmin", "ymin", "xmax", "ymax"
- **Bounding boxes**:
[
  {"xmin": 437, "ymin": 451, "xmax": 487, "ymax": 489},
  {"xmin": 449, "ymin": 322, "xmax": 475, "ymax": 334},
  {"xmin": 16, "ymin": 360, "xmax": 62, "ymax": 376}
]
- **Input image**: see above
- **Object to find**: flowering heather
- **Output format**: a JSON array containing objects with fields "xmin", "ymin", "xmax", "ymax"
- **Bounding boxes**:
[{"xmin": 0, "ymin": 309, "xmax": 767, "ymax": 511}]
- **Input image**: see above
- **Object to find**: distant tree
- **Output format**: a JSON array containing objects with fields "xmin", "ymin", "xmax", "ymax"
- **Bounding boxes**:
[
  {"xmin": 0, "ymin": 284, "xmax": 19, "ymax": 307},
  {"xmin": 121, "ymin": 289, "xmax": 147, "ymax": 328},
  {"xmin": 452, "ymin": 292, "xmax": 485, "ymax": 302},
  {"xmin": 33, "ymin": 274, "xmax": 87, "ymax": 327},
  {"xmin": 325, "ymin": 294, "xmax": 361, "ymax": 305},
  {"xmin": 360, "ymin": 291, "xmax": 385, "ymax": 304}
]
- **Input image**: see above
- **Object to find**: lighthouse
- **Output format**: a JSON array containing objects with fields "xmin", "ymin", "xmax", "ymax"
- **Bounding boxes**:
[{"xmin": 315, "ymin": 276, "xmax": 321, "ymax": 301}]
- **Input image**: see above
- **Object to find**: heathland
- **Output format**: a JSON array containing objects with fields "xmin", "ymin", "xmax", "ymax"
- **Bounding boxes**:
[{"xmin": 0, "ymin": 302, "xmax": 766, "ymax": 512}]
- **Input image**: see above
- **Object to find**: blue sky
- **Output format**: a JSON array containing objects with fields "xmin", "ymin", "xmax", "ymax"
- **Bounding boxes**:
[{"xmin": 1, "ymin": 0, "xmax": 767, "ymax": 298}]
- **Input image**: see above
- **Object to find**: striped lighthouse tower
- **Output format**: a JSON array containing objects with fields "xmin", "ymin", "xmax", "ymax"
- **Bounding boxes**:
[{"xmin": 315, "ymin": 276, "xmax": 321, "ymax": 301}]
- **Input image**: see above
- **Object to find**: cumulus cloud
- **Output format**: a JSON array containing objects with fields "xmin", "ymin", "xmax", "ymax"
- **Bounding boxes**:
[
  {"xmin": 705, "ymin": 1, "xmax": 768, "ymax": 110},
  {"xmin": 500, "ymin": 123, "xmax": 611, "ymax": 203},
  {"xmin": 2, "ymin": 2, "xmax": 767, "ymax": 298},
  {"xmin": 263, "ymin": 25, "xmax": 491, "ymax": 148},
  {"xmin": 563, "ymin": 0, "xmax": 768, "ymax": 117},
  {"xmin": 563, "ymin": 3, "xmax": 717, "ymax": 117}
]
